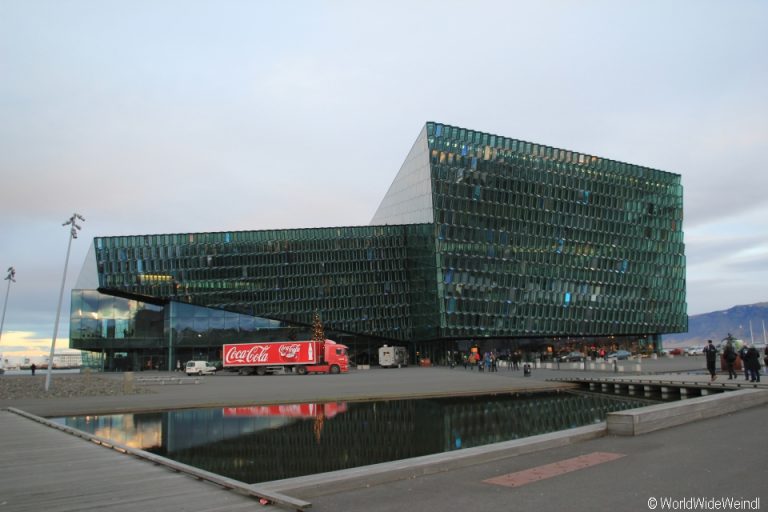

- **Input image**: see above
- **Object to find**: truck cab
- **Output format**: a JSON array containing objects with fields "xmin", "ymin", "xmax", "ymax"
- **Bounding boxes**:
[{"xmin": 295, "ymin": 340, "xmax": 349, "ymax": 375}]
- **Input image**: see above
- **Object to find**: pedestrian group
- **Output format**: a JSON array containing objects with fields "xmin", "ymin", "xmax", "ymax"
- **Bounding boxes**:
[{"xmin": 705, "ymin": 338, "xmax": 764, "ymax": 383}]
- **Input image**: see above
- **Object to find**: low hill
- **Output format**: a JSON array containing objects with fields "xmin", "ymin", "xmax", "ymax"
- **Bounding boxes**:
[{"xmin": 662, "ymin": 302, "xmax": 768, "ymax": 346}]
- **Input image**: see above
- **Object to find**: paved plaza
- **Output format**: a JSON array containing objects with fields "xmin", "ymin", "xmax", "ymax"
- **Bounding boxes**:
[{"xmin": 1, "ymin": 357, "xmax": 766, "ymax": 511}]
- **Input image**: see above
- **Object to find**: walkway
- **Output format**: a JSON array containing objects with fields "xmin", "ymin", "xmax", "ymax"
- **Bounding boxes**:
[{"xmin": 0, "ymin": 409, "xmax": 274, "ymax": 511}]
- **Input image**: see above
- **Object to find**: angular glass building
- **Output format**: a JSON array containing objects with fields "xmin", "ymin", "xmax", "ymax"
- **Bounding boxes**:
[{"xmin": 71, "ymin": 122, "xmax": 686, "ymax": 371}]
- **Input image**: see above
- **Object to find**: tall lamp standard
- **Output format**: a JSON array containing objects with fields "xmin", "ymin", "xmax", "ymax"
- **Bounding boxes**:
[
  {"xmin": 45, "ymin": 214, "xmax": 84, "ymax": 392},
  {"xmin": 0, "ymin": 267, "xmax": 16, "ymax": 344}
]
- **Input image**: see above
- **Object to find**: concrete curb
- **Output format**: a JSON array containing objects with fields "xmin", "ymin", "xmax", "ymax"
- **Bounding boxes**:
[
  {"xmin": 258, "ymin": 423, "xmax": 606, "ymax": 498},
  {"xmin": 606, "ymin": 388, "xmax": 768, "ymax": 435}
]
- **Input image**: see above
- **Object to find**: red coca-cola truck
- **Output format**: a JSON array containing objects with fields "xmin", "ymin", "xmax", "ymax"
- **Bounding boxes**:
[{"xmin": 222, "ymin": 339, "xmax": 349, "ymax": 376}]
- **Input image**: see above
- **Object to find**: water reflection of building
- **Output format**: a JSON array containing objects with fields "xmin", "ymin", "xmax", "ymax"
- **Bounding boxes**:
[
  {"xmin": 174, "ymin": 393, "xmax": 646, "ymax": 484},
  {"xmin": 58, "ymin": 393, "xmax": 647, "ymax": 484},
  {"xmin": 438, "ymin": 392, "xmax": 639, "ymax": 450},
  {"xmin": 70, "ymin": 122, "xmax": 687, "ymax": 371}
]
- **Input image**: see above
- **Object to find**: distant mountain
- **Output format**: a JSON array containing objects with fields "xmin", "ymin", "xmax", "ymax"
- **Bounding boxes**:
[{"xmin": 663, "ymin": 302, "xmax": 768, "ymax": 346}]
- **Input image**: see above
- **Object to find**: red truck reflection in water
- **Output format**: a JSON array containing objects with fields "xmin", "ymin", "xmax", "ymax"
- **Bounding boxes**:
[
  {"xmin": 223, "ymin": 402, "xmax": 348, "ymax": 442},
  {"xmin": 222, "ymin": 402, "xmax": 348, "ymax": 419}
]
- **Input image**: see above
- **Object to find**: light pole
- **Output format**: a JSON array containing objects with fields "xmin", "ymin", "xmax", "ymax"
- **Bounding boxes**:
[
  {"xmin": 0, "ymin": 267, "xmax": 16, "ymax": 344},
  {"xmin": 45, "ymin": 214, "xmax": 84, "ymax": 392}
]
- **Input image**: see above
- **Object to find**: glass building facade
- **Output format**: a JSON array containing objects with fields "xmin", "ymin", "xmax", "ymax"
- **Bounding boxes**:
[{"xmin": 71, "ymin": 122, "xmax": 686, "ymax": 370}]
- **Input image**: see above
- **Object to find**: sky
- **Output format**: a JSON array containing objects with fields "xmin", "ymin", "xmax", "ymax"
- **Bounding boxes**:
[{"xmin": 1, "ymin": 0, "xmax": 767, "ymax": 358}]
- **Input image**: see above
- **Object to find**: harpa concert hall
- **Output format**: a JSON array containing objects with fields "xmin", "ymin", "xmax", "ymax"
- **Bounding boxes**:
[{"xmin": 71, "ymin": 122, "xmax": 687, "ymax": 371}]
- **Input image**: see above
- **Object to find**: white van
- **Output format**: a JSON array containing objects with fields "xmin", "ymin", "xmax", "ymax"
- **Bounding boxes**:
[
  {"xmin": 185, "ymin": 360, "xmax": 217, "ymax": 376},
  {"xmin": 378, "ymin": 346, "xmax": 408, "ymax": 368}
]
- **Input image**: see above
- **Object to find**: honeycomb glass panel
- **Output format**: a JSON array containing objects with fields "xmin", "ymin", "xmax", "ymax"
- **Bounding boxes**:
[{"xmin": 72, "ymin": 121, "xmax": 685, "ymax": 365}]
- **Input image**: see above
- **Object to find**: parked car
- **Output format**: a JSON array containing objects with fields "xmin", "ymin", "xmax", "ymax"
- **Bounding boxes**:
[
  {"xmin": 605, "ymin": 350, "xmax": 631, "ymax": 360},
  {"xmin": 185, "ymin": 360, "xmax": 217, "ymax": 376},
  {"xmin": 560, "ymin": 351, "xmax": 586, "ymax": 362},
  {"xmin": 685, "ymin": 346, "xmax": 705, "ymax": 356},
  {"xmin": 668, "ymin": 347, "xmax": 685, "ymax": 356}
]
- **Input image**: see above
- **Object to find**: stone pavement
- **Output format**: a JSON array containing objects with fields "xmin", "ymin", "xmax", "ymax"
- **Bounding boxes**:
[{"xmin": 1, "ymin": 358, "xmax": 766, "ymax": 511}]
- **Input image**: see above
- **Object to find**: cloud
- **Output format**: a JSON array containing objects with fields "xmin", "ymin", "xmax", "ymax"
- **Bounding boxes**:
[
  {"xmin": 0, "ymin": 331, "xmax": 66, "ymax": 357},
  {"xmin": 1, "ymin": 0, "xmax": 767, "ymax": 355}
]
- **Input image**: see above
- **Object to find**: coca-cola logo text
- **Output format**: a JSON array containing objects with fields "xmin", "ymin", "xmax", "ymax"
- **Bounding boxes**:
[
  {"xmin": 225, "ymin": 345, "xmax": 270, "ymax": 364},
  {"xmin": 279, "ymin": 344, "xmax": 301, "ymax": 359}
]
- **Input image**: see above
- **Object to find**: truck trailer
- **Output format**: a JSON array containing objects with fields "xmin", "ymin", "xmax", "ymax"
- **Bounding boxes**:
[{"xmin": 223, "ymin": 339, "xmax": 349, "ymax": 376}]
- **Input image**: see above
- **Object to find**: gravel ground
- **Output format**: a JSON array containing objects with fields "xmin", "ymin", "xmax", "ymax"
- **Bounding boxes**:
[{"xmin": 0, "ymin": 374, "xmax": 153, "ymax": 399}]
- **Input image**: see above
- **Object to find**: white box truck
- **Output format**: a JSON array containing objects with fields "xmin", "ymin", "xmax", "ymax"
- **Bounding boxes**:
[{"xmin": 378, "ymin": 345, "xmax": 408, "ymax": 368}]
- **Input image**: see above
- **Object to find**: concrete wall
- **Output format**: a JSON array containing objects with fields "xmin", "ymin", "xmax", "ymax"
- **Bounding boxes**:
[{"xmin": 607, "ymin": 388, "xmax": 768, "ymax": 436}]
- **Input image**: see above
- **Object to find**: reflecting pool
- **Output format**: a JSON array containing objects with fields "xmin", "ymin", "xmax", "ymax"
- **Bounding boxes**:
[{"xmin": 52, "ymin": 391, "xmax": 651, "ymax": 484}]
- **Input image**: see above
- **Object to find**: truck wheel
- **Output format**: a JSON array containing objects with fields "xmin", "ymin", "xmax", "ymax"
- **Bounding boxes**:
[
  {"xmin": 256, "ymin": 366, "xmax": 267, "ymax": 376},
  {"xmin": 296, "ymin": 366, "xmax": 307, "ymax": 375},
  {"xmin": 329, "ymin": 365, "xmax": 340, "ymax": 374}
]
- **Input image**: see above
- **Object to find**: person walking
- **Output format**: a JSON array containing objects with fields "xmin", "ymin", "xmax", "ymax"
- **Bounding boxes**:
[
  {"xmin": 724, "ymin": 341, "xmax": 738, "ymax": 380},
  {"xmin": 763, "ymin": 345, "xmax": 768, "ymax": 376},
  {"xmin": 703, "ymin": 340, "xmax": 718, "ymax": 381},
  {"xmin": 744, "ymin": 344, "xmax": 761, "ymax": 383},
  {"xmin": 738, "ymin": 343, "xmax": 750, "ymax": 380}
]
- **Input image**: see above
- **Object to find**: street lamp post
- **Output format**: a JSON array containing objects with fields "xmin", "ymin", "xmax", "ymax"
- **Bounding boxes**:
[
  {"xmin": 45, "ymin": 214, "xmax": 84, "ymax": 392},
  {"xmin": 0, "ymin": 267, "xmax": 16, "ymax": 344}
]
